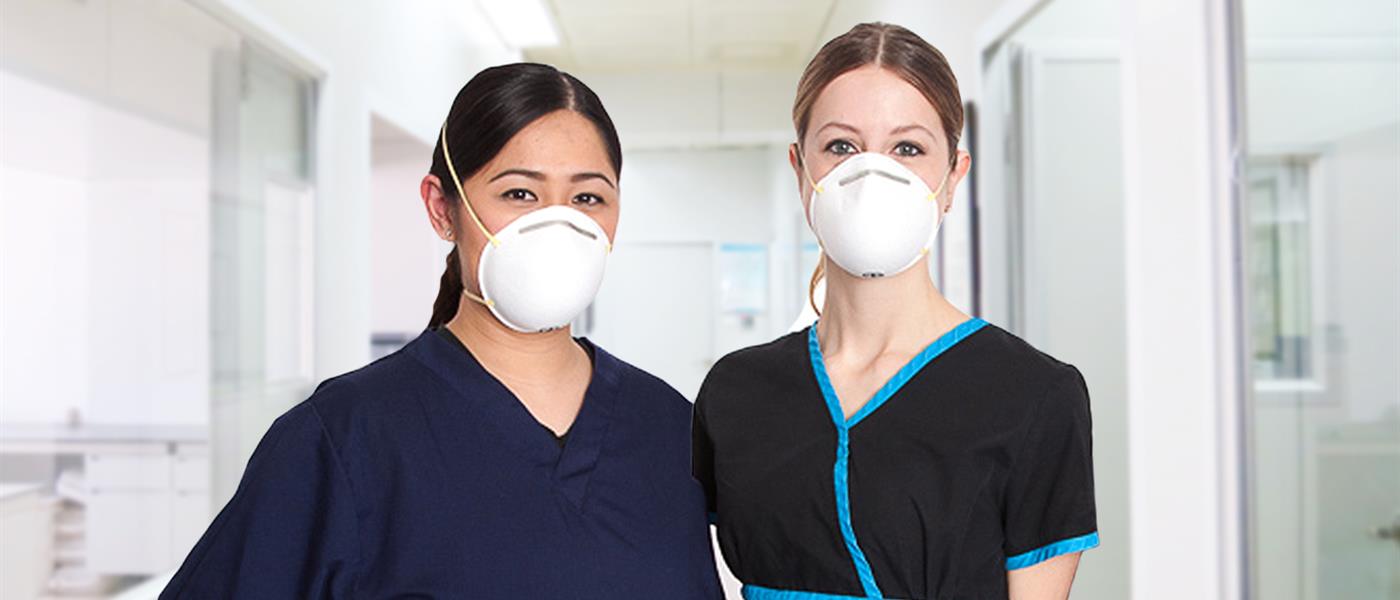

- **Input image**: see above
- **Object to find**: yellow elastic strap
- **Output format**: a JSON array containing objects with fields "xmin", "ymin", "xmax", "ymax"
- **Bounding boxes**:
[
  {"xmin": 928, "ymin": 167, "xmax": 952, "ymax": 202},
  {"xmin": 796, "ymin": 148, "xmax": 823, "ymax": 194},
  {"xmin": 440, "ymin": 123, "xmax": 500, "ymax": 247},
  {"xmin": 461, "ymin": 288, "xmax": 495, "ymax": 309}
]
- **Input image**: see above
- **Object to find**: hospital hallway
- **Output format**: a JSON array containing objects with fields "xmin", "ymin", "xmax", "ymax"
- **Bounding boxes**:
[{"xmin": 0, "ymin": 0, "xmax": 1396, "ymax": 598}]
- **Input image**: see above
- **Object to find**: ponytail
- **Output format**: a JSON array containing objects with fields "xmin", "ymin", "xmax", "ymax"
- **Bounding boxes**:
[
  {"xmin": 428, "ymin": 246, "xmax": 464, "ymax": 329},
  {"xmin": 808, "ymin": 253, "xmax": 825, "ymax": 316}
]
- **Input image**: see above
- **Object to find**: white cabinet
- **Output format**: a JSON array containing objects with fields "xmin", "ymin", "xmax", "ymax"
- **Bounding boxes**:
[
  {"xmin": 171, "ymin": 452, "xmax": 211, "ymax": 558},
  {"xmin": 85, "ymin": 446, "xmax": 210, "ymax": 575},
  {"xmin": 0, "ymin": 484, "xmax": 54, "ymax": 600},
  {"xmin": 88, "ymin": 454, "xmax": 171, "ymax": 490},
  {"xmin": 87, "ymin": 490, "xmax": 173, "ymax": 575},
  {"xmin": 172, "ymin": 490, "xmax": 211, "ymax": 557},
  {"xmin": 0, "ymin": 426, "xmax": 211, "ymax": 578}
]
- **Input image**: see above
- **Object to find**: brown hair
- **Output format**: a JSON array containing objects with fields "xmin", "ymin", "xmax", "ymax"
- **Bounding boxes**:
[{"xmin": 793, "ymin": 22, "xmax": 963, "ymax": 315}]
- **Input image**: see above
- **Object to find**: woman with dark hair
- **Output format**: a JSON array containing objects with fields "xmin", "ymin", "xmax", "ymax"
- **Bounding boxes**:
[
  {"xmin": 162, "ymin": 63, "xmax": 722, "ymax": 599},
  {"xmin": 693, "ymin": 24, "xmax": 1097, "ymax": 600}
]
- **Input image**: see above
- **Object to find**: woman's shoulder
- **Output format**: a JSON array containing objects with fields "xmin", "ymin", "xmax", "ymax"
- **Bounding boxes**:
[
  {"xmin": 708, "ymin": 329, "xmax": 810, "ymax": 382},
  {"xmin": 286, "ymin": 341, "xmax": 445, "ymax": 452},
  {"xmin": 693, "ymin": 330, "xmax": 811, "ymax": 415},
  {"xmin": 959, "ymin": 322, "xmax": 1089, "ymax": 416},
  {"xmin": 586, "ymin": 341, "xmax": 692, "ymax": 415},
  {"xmin": 965, "ymin": 322, "xmax": 1080, "ymax": 380}
]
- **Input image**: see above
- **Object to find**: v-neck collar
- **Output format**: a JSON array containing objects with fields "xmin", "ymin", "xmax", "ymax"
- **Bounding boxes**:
[
  {"xmin": 406, "ymin": 328, "xmax": 620, "ymax": 509},
  {"xmin": 433, "ymin": 327, "xmax": 576, "ymax": 446},
  {"xmin": 807, "ymin": 317, "xmax": 987, "ymax": 429}
]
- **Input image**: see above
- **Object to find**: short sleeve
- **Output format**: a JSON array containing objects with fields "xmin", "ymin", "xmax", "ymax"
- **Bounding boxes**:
[
  {"xmin": 161, "ymin": 401, "xmax": 360, "ymax": 599},
  {"xmin": 1002, "ymin": 365, "xmax": 1099, "ymax": 570},
  {"xmin": 692, "ymin": 388, "xmax": 718, "ymax": 523}
]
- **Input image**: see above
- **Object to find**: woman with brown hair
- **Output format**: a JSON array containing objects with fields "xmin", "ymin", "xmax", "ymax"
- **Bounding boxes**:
[{"xmin": 693, "ymin": 23, "xmax": 1098, "ymax": 600}]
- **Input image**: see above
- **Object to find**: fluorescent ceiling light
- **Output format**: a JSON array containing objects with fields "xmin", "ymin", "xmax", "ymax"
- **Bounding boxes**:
[{"xmin": 476, "ymin": 0, "xmax": 560, "ymax": 48}]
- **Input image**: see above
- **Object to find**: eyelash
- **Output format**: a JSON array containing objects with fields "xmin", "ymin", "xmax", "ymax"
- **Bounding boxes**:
[
  {"xmin": 824, "ymin": 139, "xmax": 926, "ymax": 157},
  {"xmin": 502, "ymin": 188, "xmax": 536, "ymax": 202},
  {"xmin": 573, "ymin": 193, "xmax": 605, "ymax": 206},
  {"xmin": 501, "ymin": 188, "xmax": 606, "ymax": 206},
  {"xmin": 825, "ymin": 139, "xmax": 858, "ymax": 155}
]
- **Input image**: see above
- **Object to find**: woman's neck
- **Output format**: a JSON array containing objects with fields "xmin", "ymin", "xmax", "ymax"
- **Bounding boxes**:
[
  {"xmin": 816, "ymin": 257, "xmax": 970, "ymax": 357},
  {"xmin": 444, "ymin": 299, "xmax": 588, "ymax": 386}
]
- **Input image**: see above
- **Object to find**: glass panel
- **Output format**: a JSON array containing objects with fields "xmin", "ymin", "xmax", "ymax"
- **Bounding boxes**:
[
  {"xmin": 1241, "ymin": 1, "xmax": 1400, "ymax": 598},
  {"xmin": 0, "ymin": 0, "xmax": 240, "ymax": 594},
  {"xmin": 208, "ymin": 42, "xmax": 318, "ymax": 504},
  {"xmin": 1247, "ymin": 158, "xmax": 1315, "ymax": 383}
]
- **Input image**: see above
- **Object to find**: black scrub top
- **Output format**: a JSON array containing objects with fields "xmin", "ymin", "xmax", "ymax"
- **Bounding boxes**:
[
  {"xmin": 163, "ymin": 328, "xmax": 722, "ymax": 599},
  {"xmin": 693, "ymin": 317, "xmax": 1098, "ymax": 600}
]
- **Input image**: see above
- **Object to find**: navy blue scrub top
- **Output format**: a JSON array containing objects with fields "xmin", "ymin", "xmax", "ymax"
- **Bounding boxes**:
[
  {"xmin": 693, "ymin": 318, "xmax": 1098, "ymax": 600},
  {"xmin": 163, "ymin": 328, "xmax": 722, "ymax": 599}
]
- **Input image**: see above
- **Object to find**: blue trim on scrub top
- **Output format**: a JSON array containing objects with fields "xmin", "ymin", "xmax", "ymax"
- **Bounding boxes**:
[
  {"xmin": 807, "ymin": 317, "xmax": 987, "ymax": 599},
  {"xmin": 1005, "ymin": 531, "xmax": 1100, "ymax": 570},
  {"xmin": 743, "ymin": 584, "xmax": 881, "ymax": 600}
]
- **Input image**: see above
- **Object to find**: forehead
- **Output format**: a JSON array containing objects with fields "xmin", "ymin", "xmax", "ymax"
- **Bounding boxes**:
[
  {"xmin": 807, "ymin": 66, "xmax": 944, "ymax": 138},
  {"xmin": 484, "ymin": 110, "xmax": 615, "ymax": 175}
]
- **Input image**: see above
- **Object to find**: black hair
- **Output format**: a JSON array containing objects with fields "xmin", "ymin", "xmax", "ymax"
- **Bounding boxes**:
[{"xmin": 427, "ymin": 62, "xmax": 623, "ymax": 329}]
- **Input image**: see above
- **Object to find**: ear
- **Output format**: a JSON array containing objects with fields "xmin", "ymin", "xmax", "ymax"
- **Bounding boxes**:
[
  {"xmin": 941, "ymin": 149, "xmax": 973, "ymax": 214},
  {"xmin": 421, "ymin": 174, "xmax": 455, "ymax": 241},
  {"xmin": 789, "ymin": 142, "xmax": 808, "ymax": 198}
]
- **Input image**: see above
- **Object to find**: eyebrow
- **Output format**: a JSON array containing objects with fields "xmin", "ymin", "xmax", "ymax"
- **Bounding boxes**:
[
  {"xmin": 816, "ymin": 121, "xmax": 861, "ymax": 136},
  {"xmin": 489, "ymin": 168, "xmax": 616, "ymax": 189},
  {"xmin": 890, "ymin": 124, "xmax": 939, "ymax": 139},
  {"xmin": 815, "ymin": 121, "xmax": 939, "ymax": 140},
  {"xmin": 571, "ymin": 171, "xmax": 615, "ymax": 189}
]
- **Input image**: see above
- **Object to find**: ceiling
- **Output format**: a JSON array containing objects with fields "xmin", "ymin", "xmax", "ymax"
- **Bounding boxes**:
[{"xmin": 526, "ymin": 0, "xmax": 838, "ymax": 72}]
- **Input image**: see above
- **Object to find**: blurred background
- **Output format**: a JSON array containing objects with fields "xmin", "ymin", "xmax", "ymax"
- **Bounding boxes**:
[{"xmin": 0, "ymin": 0, "xmax": 1394, "ymax": 598}]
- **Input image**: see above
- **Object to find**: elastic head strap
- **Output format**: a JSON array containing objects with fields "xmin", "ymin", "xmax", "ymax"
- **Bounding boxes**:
[
  {"xmin": 440, "ymin": 123, "xmax": 500, "ymax": 248},
  {"xmin": 461, "ymin": 287, "xmax": 494, "ymax": 308},
  {"xmin": 927, "ymin": 166, "xmax": 953, "ymax": 202}
]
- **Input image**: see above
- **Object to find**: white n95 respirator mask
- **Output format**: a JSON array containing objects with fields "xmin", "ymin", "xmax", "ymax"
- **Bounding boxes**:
[
  {"xmin": 803, "ymin": 151, "xmax": 951, "ymax": 278},
  {"xmin": 440, "ymin": 125, "xmax": 611, "ymax": 333}
]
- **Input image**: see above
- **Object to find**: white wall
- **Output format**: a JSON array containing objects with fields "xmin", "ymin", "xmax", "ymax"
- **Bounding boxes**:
[
  {"xmin": 369, "ymin": 119, "xmax": 442, "ymax": 337},
  {"xmin": 614, "ymin": 147, "xmax": 783, "ymax": 244},
  {"xmin": 589, "ymin": 145, "xmax": 798, "ymax": 392},
  {"xmin": 1119, "ymin": 0, "xmax": 1248, "ymax": 596},
  {"xmin": 575, "ymin": 68, "xmax": 799, "ymax": 150},
  {"xmin": 0, "ymin": 68, "xmax": 210, "ymax": 427}
]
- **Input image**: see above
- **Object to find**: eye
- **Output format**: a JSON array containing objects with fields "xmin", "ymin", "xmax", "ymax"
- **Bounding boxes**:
[
  {"xmin": 501, "ymin": 188, "xmax": 537, "ymax": 202},
  {"xmin": 824, "ymin": 139, "xmax": 859, "ymax": 155},
  {"xmin": 893, "ymin": 141, "xmax": 924, "ymax": 157},
  {"xmin": 572, "ymin": 193, "xmax": 606, "ymax": 207}
]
